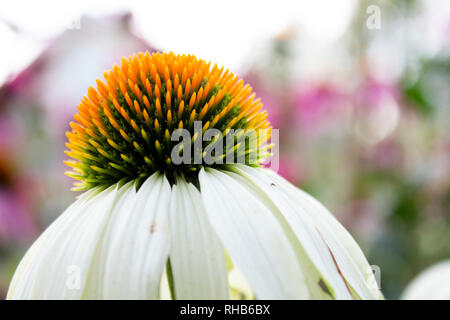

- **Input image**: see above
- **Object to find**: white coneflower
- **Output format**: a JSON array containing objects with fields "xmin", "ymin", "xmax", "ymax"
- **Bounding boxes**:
[
  {"xmin": 402, "ymin": 260, "xmax": 450, "ymax": 300},
  {"xmin": 7, "ymin": 52, "xmax": 382, "ymax": 300}
]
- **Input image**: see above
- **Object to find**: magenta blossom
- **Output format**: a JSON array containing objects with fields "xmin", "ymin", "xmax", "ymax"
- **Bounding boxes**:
[
  {"xmin": 0, "ymin": 186, "xmax": 36, "ymax": 243},
  {"xmin": 293, "ymin": 83, "xmax": 349, "ymax": 135}
]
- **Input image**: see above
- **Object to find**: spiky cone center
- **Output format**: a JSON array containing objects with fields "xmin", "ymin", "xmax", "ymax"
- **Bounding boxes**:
[{"xmin": 65, "ymin": 52, "xmax": 272, "ymax": 190}]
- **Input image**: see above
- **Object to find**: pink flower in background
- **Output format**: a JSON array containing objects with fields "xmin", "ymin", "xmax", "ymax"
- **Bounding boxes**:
[
  {"xmin": 293, "ymin": 83, "xmax": 349, "ymax": 135},
  {"xmin": 0, "ymin": 185, "xmax": 36, "ymax": 243},
  {"xmin": 354, "ymin": 78, "xmax": 399, "ymax": 110},
  {"xmin": 0, "ymin": 118, "xmax": 37, "ymax": 243},
  {"xmin": 276, "ymin": 156, "xmax": 302, "ymax": 183}
]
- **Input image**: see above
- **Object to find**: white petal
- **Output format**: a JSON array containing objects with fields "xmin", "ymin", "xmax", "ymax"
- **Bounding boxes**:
[
  {"xmin": 402, "ymin": 260, "xmax": 450, "ymax": 300},
  {"xmin": 7, "ymin": 186, "xmax": 117, "ymax": 299},
  {"xmin": 8, "ymin": 173, "xmax": 171, "ymax": 300},
  {"xmin": 84, "ymin": 173, "xmax": 171, "ymax": 299},
  {"xmin": 199, "ymin": 168, "xmax": 309, "ymax": 299},
  {"xmin": 233, "ymin": 165, "xmax": 382, "ymax": 300},
  {"xmin": 225, "ymin": 166, "xmax": 349, "ymax": 299},
  {"xmin": 169, "ymin": 179, "xmax": 229, "ymax": 299}
]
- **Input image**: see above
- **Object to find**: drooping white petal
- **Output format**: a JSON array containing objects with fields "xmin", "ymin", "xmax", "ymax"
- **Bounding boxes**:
[
  {"xmin": 402, "ymin": 260, "xmax": 450, "ymax": 300},
  {"xmin": 84, "ymin": 173, "xmax": 171, "ymax": 299},
  {"xmin": 224, "ymin": 165, "xmax": 349, "ymax": 299},
  {"xmin": 199, "ymin": 168, "xmax": 309, "ymax": 299},
  {"xmin": 7, "ymin": 186, "xmax": 117, "ymax": 299},
  {"xmin": 169, "ymin": 179, "xmax": 229, "ymax": 299},
  {"xmin": 8, "ymin": 172, "xmax": 171, "ymax": 300},
  {"xmin": 232, "ymin": 165, "xmax": 382, "ymax": 300}
]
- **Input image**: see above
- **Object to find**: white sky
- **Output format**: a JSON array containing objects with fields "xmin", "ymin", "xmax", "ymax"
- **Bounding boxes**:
[{"xmin": 0, "ymin": 0, "xmax": 357, "ymax": 84}]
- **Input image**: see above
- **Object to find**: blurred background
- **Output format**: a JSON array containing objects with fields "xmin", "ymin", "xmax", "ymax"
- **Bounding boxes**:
[{"xmin": 0, "ymin": 0, "xmax": 449, "ymax": 299}]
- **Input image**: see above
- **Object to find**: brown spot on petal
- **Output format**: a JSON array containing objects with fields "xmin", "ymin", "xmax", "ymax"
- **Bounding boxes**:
[{"xmin": 150, "ymin": 222, "xmax": 156, "ymax": 234}]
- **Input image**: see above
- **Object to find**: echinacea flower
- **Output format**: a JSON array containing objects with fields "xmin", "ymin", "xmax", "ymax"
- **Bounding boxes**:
[
  {"xmin": 402, "ymin": 260, "xmax": 450, "ymax": 300},
  {"xmin": 7, "ymin": 52, "xmax": 382, "ymax": 300}
]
